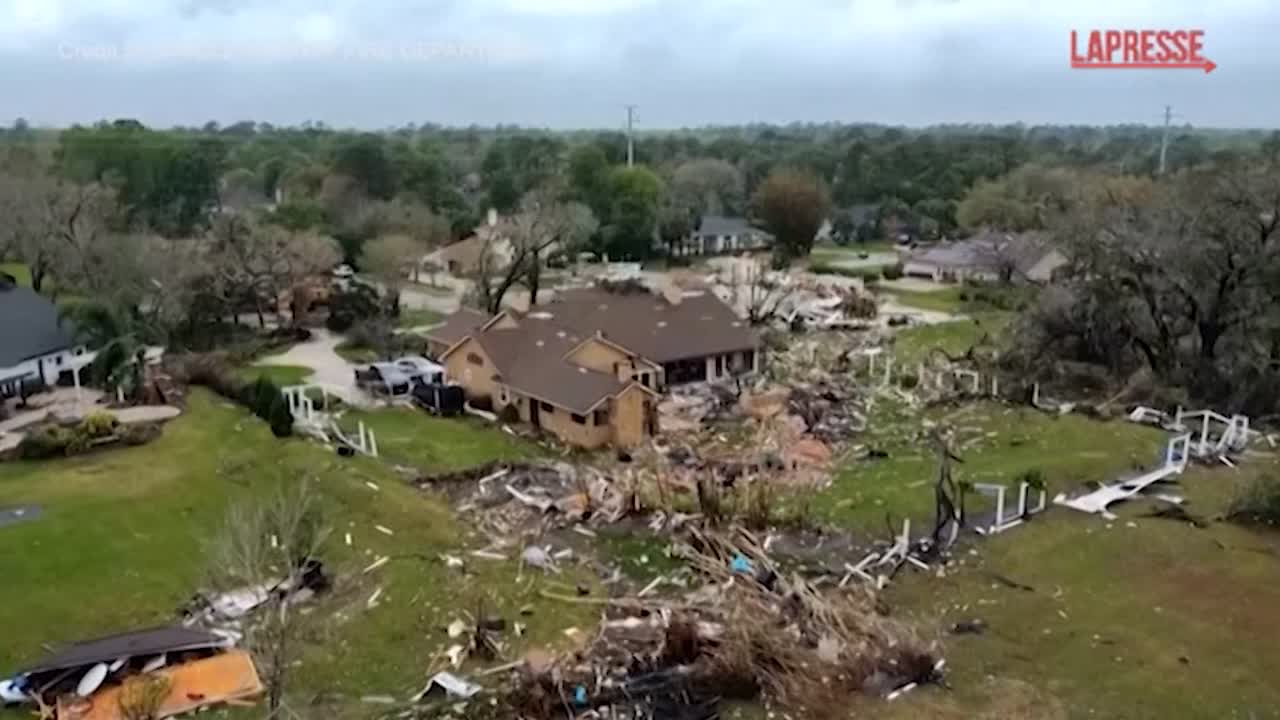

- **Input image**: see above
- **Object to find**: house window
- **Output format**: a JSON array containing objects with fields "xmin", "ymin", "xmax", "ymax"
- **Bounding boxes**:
[
  {"xmin": 466, "ymin": 352, "xmax": 484, "ymax": 366},
  {"xmin": 715, "ymin": 355, "xmax": 725, "ymax": 377},
  {"xmin": 571, "ymin": 413, "xmax": 587, "ymax": 425},
  {"xmin": 498, "ymin": 387, "xmax": 510, "ymax": 404},
  {"xmin": 540, "ymin": 401, "xmax": 554, "ymax": 413},
  {"xmin": 594, "ymin": 409, "xmax": 609, "ymax": 425},
  {"xmin": 641, "ymin": 373, "xmax": 650, "ymax": 388}
]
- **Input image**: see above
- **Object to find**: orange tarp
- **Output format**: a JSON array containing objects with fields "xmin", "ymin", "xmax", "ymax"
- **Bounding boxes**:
[{"xmin": 57, "ymin": 650, "xmax": 264, "ymax": 720}]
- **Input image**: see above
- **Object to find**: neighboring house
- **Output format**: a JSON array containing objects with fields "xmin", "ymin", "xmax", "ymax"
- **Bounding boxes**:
[
  {"xmin": 0, "ymin": 275, "xmax": 89, "ymax": 398},
  {"xmin": 437, "ymin": 286, "xmax": 760, "ymax": 448},
  {"xmin": 423, "ymin": 209, "xmax": 512, "ymax": 276},
  {"xmin": 673, "ymin": 216, "xmax": 774, "ymax": 257},
  {"xmin": 903, "ymin": 231, "xmax": 1067, "ymax": 284}
]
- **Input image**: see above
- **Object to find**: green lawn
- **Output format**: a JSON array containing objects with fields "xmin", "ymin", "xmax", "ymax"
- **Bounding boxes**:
[
  {"xmin": 878, "ymin": 457, "xmax": 1280, "ymax": 719},
  {"xmin": 889, "ymin": 312, "xmax": 1014, "ymax": 366},
  {"xmin": 812, "ymin": 240, "xmax": 898, "ymax": 255},
  {"xmin": 398, "ymin": 308, "xmax": 444, "ymax": 329},
  {"xmin": 344, "ymin": 406, "xmax": 538, "ymax": 473},
  {"xmin": 335, "ymin": 339, "xmax": 380, "ymax": 364},
  {"xmin": 0, "ymin": 391, "xmax": 593, "ymax": 718},
  {"xmin": 235, "ymin": 364, "xmax": 314, "ymax": 386},
  {"xmin": 881, "ymin": 286, "xmax": 968, "ymax": 313},
  {"xmin": 816, "ymin": 394, "xmax": 1280, "ymax": 718},
  {"xmin": 821, "ymin": 400, "xmax": 1166, "ymax": 528}
]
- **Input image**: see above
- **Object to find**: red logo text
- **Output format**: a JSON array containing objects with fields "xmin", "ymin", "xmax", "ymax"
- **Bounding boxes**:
[{"xmin": 1070, "ymin": 29, "xmax": 1215, "ymax": 73}]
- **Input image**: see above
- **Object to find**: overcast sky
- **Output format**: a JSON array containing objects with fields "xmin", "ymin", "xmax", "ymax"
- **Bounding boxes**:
[{"xmin": 1, "ymin": 0, "xmax": 1276, "ymax": 129}]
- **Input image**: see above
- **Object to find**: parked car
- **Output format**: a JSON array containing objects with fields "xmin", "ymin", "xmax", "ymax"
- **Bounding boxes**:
[
  {"xmin": 394, "ymin": 356, "xmax": 446, "ymax": 386},
  {"xmin": 412, "ymin": 381, "xmax": 466, "ymax": 417},
  {"xmin": 354, "ymin": 363, "xmax": 412, "ymax": 396}
]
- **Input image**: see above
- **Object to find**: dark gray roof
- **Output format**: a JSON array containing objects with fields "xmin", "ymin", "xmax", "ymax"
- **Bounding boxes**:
[
  {"xmin": 696, "ymin": 215, "xmax": 772, "ymax": 238},
  {"xmin": 0, "ymin": 284, "xmax": 76, "ymax": 368},
  {"xmin": 22, "ymin": 626, "xmax": 229, "ymax": 676},
  {"xmin": 908, "ymin": 232, "xmax": 1055, "ymax": 275}
]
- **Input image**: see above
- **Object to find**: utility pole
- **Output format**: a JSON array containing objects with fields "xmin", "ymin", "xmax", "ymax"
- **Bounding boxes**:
[
  {"xmin": 1158, "ymin": 105, "xmax": 1174, "ymax": 176},
  {"xmin": 625, "ymin": 105, "xmax": 638, "ymax": 168}
]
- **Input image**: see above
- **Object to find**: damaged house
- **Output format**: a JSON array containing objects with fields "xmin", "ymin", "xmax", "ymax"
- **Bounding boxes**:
[{"xmin": 437, "ymin": 286, "xmax": 761, "ymax": 448}]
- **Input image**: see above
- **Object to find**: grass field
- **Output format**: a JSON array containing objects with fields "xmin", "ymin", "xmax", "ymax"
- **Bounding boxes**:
[
  {"xmin": 235, "ymin": 364, "xmax": 315, "ymax": 386},
  {"xmin": 0, "ymin": 391, "xmax": 593, "ymax": 718},
  {"xmin": 820, "ymin": 400, "xmax": 1166, "ymax": 528},
  {"xmin": 889, "ymin": 312, "xmax": 1014, "ymax": 366},
  {"xmin": 880, "ymin": 458, "xmax": 1280, "ymax": 719},
  {"xmin": 397, "ymin": 308, "xmax": 444, "ymax": 329},
  {"xmin": 818, "ymin": 395, "xmax": 1280, "ymax": 719}
]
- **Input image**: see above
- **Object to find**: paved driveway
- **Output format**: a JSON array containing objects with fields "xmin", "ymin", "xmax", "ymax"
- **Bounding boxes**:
[{"xmin": 256, "ymin": 328, "xmax": 368, "ymax": 404}]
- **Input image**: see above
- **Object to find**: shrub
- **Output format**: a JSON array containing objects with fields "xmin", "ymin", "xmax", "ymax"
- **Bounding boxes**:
[
  {"xmin": 20, "ymin": 426, "xmax": 76, "ymax": 459},
  {"xmin": 882, "ymin": 263, "xmax": 905, "ymax": 280},
  {"xmin": 253, "ymin": 377, "xmax": 280, "ymax": 420},
  {"xmin": 80, "ymin": 412, "xmax": 120, "ymax": 439},
  {"xmin": 1228, "ymin": 474, "xmax": 1280, "ymax": 526},
  {"xmin": 268, "ymin": 394, "xmax": 295, "ymax": 438},
  {"xmin": 498, "ymin": 404, "xmax": 521, "ymax": 424},
  {"xmin": 898, "ymin": 373, "xmax": 920, "ymax": 390}
]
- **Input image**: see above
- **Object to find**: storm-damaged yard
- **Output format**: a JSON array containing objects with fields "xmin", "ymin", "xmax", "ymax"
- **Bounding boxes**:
[{"xmin": 3, "ymin": 266, "xmax": 1280, "ymax": 720}]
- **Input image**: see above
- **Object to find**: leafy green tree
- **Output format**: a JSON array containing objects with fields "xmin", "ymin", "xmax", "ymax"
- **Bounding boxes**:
[
  {"xmin": 333, "ymin": 134, "xmax": 395, "ymax": 200},
  {"xmin": 603, "ymin": 166, "xmax": 663, "ymax": 260}
]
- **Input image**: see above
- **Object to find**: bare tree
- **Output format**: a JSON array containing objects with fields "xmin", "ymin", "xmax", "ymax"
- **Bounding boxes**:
[
  {"xmin": 732, "ymin": 260, "xmax": 797, "ymax": 326},
  {"xmin": 205, "ymin": 481, "xmax": 332, "ymax": 718},
  {"xmin": 379, "ymin": 198, "xmax": 451, "ymax": 283},
  {"xmin": 501, "ymin": 191, "xmax": 595, "ymax": 307},
  {"xmin": 360, "ymin": 233, "xmax": 418, "ymax": 317}
]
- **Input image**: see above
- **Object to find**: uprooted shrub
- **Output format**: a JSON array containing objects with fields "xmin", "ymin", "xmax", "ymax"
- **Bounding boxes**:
[{"xmin": 1228, "ymin": 474, "xmax": 1280, "ymax": 527}]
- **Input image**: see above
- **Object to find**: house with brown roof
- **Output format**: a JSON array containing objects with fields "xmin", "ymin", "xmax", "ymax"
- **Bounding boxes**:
[{"xmin": 437, "ymin": 286, "xmax": 761, "ymax": 448}]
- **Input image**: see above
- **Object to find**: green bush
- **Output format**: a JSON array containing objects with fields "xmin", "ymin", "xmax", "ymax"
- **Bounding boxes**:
[
  {"xmin": 1228, "ymin": 474, "xmax": 1280, "ymax": 526},
  {"xmin": 882, "ymin": 263, "xmax": 905, "ymax": 280},
  {"xmin": 20, "ymin": 426, "xmax": 76, "ymax": 459},
  {"xmin": 80, "ymin": 412, "xmax": 119, "ymax": 439},
  {"xmin": 268, "ymin": 394, "xmax": 294, "ymax": 438},
  {"xmin": 898, "ymin": 373, "xmax": 920, "ymax": 389}
]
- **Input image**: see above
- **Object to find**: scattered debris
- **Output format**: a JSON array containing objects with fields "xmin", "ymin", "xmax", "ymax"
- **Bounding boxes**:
[{"xmin": 412, "ymin": 672, "xmax": 482, "ymax": 702}]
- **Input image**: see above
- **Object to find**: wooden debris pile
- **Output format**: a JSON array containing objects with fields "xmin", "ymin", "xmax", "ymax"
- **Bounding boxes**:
[{"xmin": 504, "ymin": 526, "xmax": 943, "ymax": 720}]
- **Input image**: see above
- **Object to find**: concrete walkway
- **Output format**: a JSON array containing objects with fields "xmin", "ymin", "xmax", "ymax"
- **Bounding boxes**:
[{"xmin": 255, "ymin": 328, "xmax": 368, "ymax": 405}]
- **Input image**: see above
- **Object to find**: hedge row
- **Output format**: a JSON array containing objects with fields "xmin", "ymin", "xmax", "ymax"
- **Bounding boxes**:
[{"xmin": 175, "ymin": 355, "xmax": 294, "ymax": 437}]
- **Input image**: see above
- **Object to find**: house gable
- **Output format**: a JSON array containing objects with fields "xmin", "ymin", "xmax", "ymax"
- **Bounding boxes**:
[{"xmin": 441, "ymin": 336, "xmax": 501, "ymax": 402}]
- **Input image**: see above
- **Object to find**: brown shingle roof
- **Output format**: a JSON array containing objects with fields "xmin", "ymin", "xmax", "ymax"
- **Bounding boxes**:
[
  {"xmin": 425, "ymin": 307, "xmax": 490, "ymax": 349},
  {"xmin": 541, "ymin": 288, "xmax": 758, "ymax": 363},
  {"xmin": 473, "ymin": 316, "xmax": 628, "ymax": 414}
]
